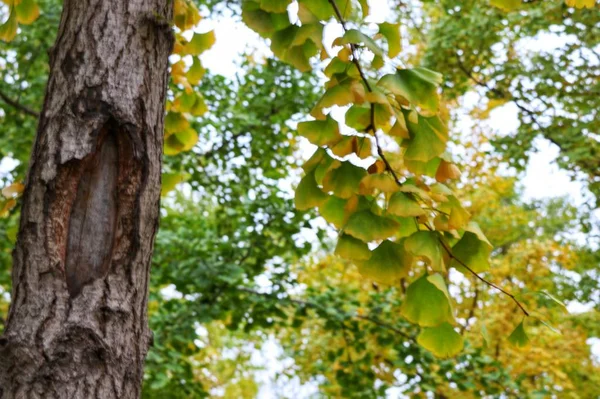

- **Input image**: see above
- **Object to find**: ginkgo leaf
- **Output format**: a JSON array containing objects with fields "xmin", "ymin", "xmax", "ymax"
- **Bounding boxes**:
[
  {"xmin": 345, "ymin": 105, "xmax": 371, "ymax": 131},
  {"xmin": 319, "ymin": 196, "xmax": 348, "ymax": 228},
  {"xmin": 401, "ymin": 274, "xmax": 454, "ymax": 327},
  {"xmin": 165, "ymin": 112, "xmax": 190, "ymax": 133},
  {"xmin": 565, "ymin": 0, "xmax": 596, "ymax": 8},
  {"xmin": 15, "ymin": 0, "xmax": 39, "ymax": 24},
  {"xmin": 187, "ymin": 57, "xmax": 206, "ymax": 85},
  {"xmin": 405, "ymin": 231, "xmax": 446, "ymax": 272},
  {"xmin": 435, "ymin": 160, "xmax": 461, "ymax": 182},
  {"xmin": 330, "ymin": 135, "xmax": 371, "ymax": 158},
  {"xmin": 345, "ymin": 210, "xmax": 399, "ymax": 242},
  {"xmin": 508, "ymin": 321, "xmax": 529, "ymax": 348},
  {"xmin": 173, "ymin": 0, "xmax": 201, "ymax": 31},
  {"xmin": 403, "ymin": 113, "xmax": 448, "ymax": 162},
  {"xmin": 260, "ymin": 0, "xmax": 291, "ymax": 13},
  {"xmin": 338, "ymin": 29, "xmax": 384, "ymax": 57},
  {"xmin": 164, "ymin": 128, "xmax": 198, "ymax": 155},
  {"xmin": 356, "ymin": 239, "xmax": 412, "ymax": 282},
  {"xmin": 378, "ymin": 22, "xmax": 401, "ymax": 58},
  {"xmin": 388, "ymin": 192, "xmax": 425, "ymax": 217},
  {"xmin": 0, "ymin": 11, "xmax": 18, "ymax": 42},
  {"xmin": 297, "ymin": 116, "xmax": 341, "ymax": 147},
  {"xmin": 404, "ymin": 157, "xmax": 441, "ymax": 177},
  {"xmin": 184, "ymin": 31, "xmax": 216, "ymax": 55},
  {"xmin": 378, "ymin": 67, "xmax": 442, "ymax": 113},
  {"xmin": 242, "ymin": 3, "xmax": 288, "ymax": 36},
  {"xmin": 2, "ymin": 182, "xmax": 24, "ymax": 198},
  {"xmin": 161, "ymin": 172, "xmax": 190, "ymax": 196},
  {"xmin": 451, "ymin": 232, "xmax": 491, "ymax": 273},
  {"xmin": 295, "ymin": 171, "xmax": 328, "ymax": 211},
  {"xmin": 322, "ymin": 161, "xmax": 367, "ymax": 199},
  {"xmin": 312, "ymin": 80, "xmax": 365, "ymax": 118},
  {"xmin": 490, "ymin": 0, "xmax": 521, "ymax": 11},
  {"xmin": 302, "ymin": 148, "xmax": 326, "ymax": 173},
  {"xmin": 335, "ymin": 234, "xmax": 371, "ymax": 261},
  {"xmin": 389, "ymin": 116, "xmax": 409, "ymax": 138},
  {"xmin": 438, "ymin": 196, "xmax": 470, "ymax": 231},
  {"xmin": 359, "ymin": 174, "xmax": 399, "ymax": 195},
  {"xmin": 417, "ymin": 323, "xmax": 464, "ymax": 358}
]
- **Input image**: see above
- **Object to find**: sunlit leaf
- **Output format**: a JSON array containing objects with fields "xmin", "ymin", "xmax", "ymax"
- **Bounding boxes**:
[
  {"xmin": 183, "ymin": 31, "xmax": 216, "ymax": 55},
  {"xmin": 322, "ymin": 162, "xmax": 367, "ymax": 199},
  {"xmin": 405, "ymin": 231, "xmax": 446, "ymax": 272},
  {"xmin": 388, "ymin": 192, "xmax": 425, "ymax": 217},
  {"xmin": 0, "ymin": 11, "xmax": 18, "ymax": 42},
  {"xmin": 356, "ymin": 239, "xmax": 412, "ymax": 282},
  {"xmin": 295, "ymin": 171, "xmax": 328, "ymax": 211},
  {"xmin": 417, "ymin": 323, "xmax": 464, "ymax": 358},
  {"xmin": 161, "ymin": 172, "xmax": 189, "ymax": 196},
  {"xmin": 345, "ymin": 210, "xmax": 399, "ymax": 242},
  {"xmin": 297, "ymin": 116, "xmax": 341, "ymax": 146},
  {"xmin": 335, "ymin": 234, "xmax": 371, "ymax": 261},
  {"xmin": 401, "ymin": 274, "xmax": 454, "ymax": 327},
  {"xmin": 15, "ymin": 0, "xmax": 39, "ymax": 24},
  {"xmin": 378, "ymin": 22, "xmax": 401, "ymax": 58},
  {"xmin": 378, "ymin": 67, "xmax": 442, "ymax": 113},
  {"xmin": 403, "ymin": 113, "xmax": 448, "ymax": 162},
  {"xmin": 451, "ymin": 232, "xmax": 491, "ymax": 273},
  {"xmin": 359, "ymin": 173, "xmax": 399, "ymax": 195},
  {"xmin": 338, "ymin": 29, "xmax": 384, "ymax": 57}
]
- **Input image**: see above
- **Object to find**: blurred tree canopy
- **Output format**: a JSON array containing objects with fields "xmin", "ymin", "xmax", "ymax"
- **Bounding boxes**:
[{"xmin": 0, "ymin": 0, "xmax": 598, "ymax": 397}]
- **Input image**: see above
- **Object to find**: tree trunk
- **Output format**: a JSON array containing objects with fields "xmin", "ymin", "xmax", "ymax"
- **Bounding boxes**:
[{"xmin": 0, "ymin": 1, "xmax": 173, "ymax": 397}]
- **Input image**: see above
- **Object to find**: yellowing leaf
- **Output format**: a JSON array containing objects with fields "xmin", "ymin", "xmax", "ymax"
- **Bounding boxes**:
[
  {"xmin": 164, "ymin": 128, "xmax": 198, "ymax": 155},
  {"xmin": 490, "ymin": 0, "xmax": 521, "ymax": 11},
  {"xmin": 338, "ymin": 29, "xmax": 384, "ymax": 57},
  {"xmin": 312, "ymin": 80, "xmax": 365, "ymax": 119},
  {"xmin": 378, "ymin": 67, "xmax": 442, "ymax": 113},
  {"xmin": 417, "ymin": 323, "xmax": 464, "ymax": 358},
  {"xmin": 173, "ymin": 0, "xmax": 201, "ymax": 31},
  {"xmin": 401, "ymin": 274, "xmax": 454, "ymax": 327},
  {"xmin": 260, "ymin": 0, "xmax": 292, "ymax": 12},
  {"xmin": 565, "ymin": 0, "xmax": 596, "ymax": 8},
  {"xmin": 345, "ymin": 210, "xmax": 399, "ymax": 242},
  {"xmin": 359, "ymin": 174, "xmax": 399, "ymax": 195},
  {"xmin": 389, "ymin": 115, "xmax": 409, "ymax": 138},
  {"xmin": 15, "ymin": 0, "xmax": 39, "ymax": 24},
  {"xmin": 183, "ymin": 31, "xmax": 215, "ymax": 55},
  {"xmin": 403, "ymin": 113, "xmax": 448, "ymax": 162},
  {"xmin": 161, "ymin": 172, "xmax": 189, "ymax": 196},
  {"xmin": 405, "ymin": 231, "xmax": 446, "ymax": 272},
  {"xmin": 508, "ymin": 321, "xmax": 530, "ymax": 348},
  {"xmin": 435, "ymin": 160, "xmax": 461, "ymax": 182},
  {"xmin": 356, "ymin": 240, "xmax": 412, "ymax": 282},
  {"xmin": 388, "ymin": 192, "xmax": 425, "ymax": 217},
  {"xmin": 322, "ymin": 162, "xmax": 367, "ymax": 199},
  {"xmin": 2, "ymin": 182, "xmax": 24, "ymax": 198},
  {"xmin": 319, "ymin": 196, "xmax": 349, "ymax": 228},
  {"xmin": 297, "ymin": 116, "xmax": 341, "ymax": 146},
  {"xmin": 451, "ymin": 231, "xmax": 492, "ymax": 273},
  {"xmin": 295, "ymin": 171, "xmax": 328, "ymax": 211},
  {"xmin": 0, "ymin": 11, "xmax": 18, "ymax": 42},
  {"xmin": 335, "ymin": 234, "xmax": 371, "ymax": 261},
  {"xmin": 165, "ymin": 111, "xmax": 190, "ymax": 133},
  {"xmin": 187, "ymin": 57, "xmax": 206, "ymax": 85},
  {"xmin": 378, "ymin": 22, "xmax": 401, "ymax": 58}
]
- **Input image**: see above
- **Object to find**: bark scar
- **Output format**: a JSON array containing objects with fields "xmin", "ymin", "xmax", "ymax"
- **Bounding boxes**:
[{"xmin": 65, "ymin": 127, "xmax": 119, "ymax": 297}]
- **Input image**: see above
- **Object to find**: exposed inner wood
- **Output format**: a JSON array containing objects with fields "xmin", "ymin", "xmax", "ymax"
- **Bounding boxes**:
[{"xmin": 65, "ymin": 129, "xmax": 118, "ymax": 297}]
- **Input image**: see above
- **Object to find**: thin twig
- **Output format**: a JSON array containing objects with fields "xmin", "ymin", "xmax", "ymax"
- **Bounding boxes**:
[
  {"xmin": 329, "ymin": 1, "xmax": 530, "ymax": 318},
  {"xmin": 0, "ymin": 89, "xmax": 39, "ymax": 118}
]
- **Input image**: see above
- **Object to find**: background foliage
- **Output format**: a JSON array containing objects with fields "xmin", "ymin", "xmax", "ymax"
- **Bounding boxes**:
[{"xmin": 0, "ymin": 0, "xmax": 598, "ymax": 397}]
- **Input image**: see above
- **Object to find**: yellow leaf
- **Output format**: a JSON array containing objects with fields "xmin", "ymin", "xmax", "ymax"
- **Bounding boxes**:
[
  {"xmin": 15, "ymin": 0, "xmax": 39, "ymax": 24},
  {"xmin": 2, "ymin": 182, "xmax": 24, "ymax": 198},
  {"xmin": 0, "ymin": 11, "xmax": 18, "ymax": 42},
  {"xmin": 183, "ymin": 31, "xmax": 215, "ymax": 56}
]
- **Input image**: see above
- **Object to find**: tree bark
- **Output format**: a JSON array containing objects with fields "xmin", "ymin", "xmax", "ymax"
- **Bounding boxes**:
[{"xmin": 0, "ymin": 1, "xmax": 173, "ymax": 397}]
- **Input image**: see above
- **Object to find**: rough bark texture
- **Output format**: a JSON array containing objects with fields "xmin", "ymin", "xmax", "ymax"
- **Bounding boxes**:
[{"xmin": 0, "ymin": 1, "xmax": 173, "ymax": 397}]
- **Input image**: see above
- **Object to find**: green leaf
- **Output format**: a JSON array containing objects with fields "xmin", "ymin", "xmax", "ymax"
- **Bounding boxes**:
[
  {"xmin": 0, "ymin": 11, "xmax": 18, "ymax": 42},
  {"xmin": 508, "ymin": 321, "xmax": 529, "ymax": 348},
  {"xmin": 260, "ymin": 0, "xmax": 291, "ymax": 13},
  {"xmin": 339, "ymin": 29, "xmax": 384, "ymax": 57},
  {"xmin": 322, "ymin": 162, "xmax": 367, "ymax": 199},
  {"xmin": 417, "ymin": 323, "xmax": 464, "ymax": 358},
  {"xmin": 164, "ymin": 128, "xmax": 198, "ymax": 155},
  {"xmin": 15, "ymin": 0, "xmax": 39, "ymax": 24},
  {"xmin": 161, "ymin": 172, "xmax": 190, "ymax": 196},
  {"xmin": 356, "ymin": 240, "xmax": 412, "ymax": 282},
  {"xmin": 345, "ymin": 105, "xmax": 371, "ymax": 131},
  {"xmin": 490, "ymin": 0, "xmax": 521, "ymax": 11},
  {"xmin": 297, "ymin": 116, "xmax": 341, "ymax": 146},
  {"xmin": 295, "ymin": 171, "xmax": 328, "ymax": 211},
  {"xmin": 319, "ymin": 196, "xmax": 348, "ymax": 228},
  {"xmin": 378, "ymin": 67, "xmax": 442, "ymax": 113},
  {"xmin": 378, "ymin": 23, "xmax": 401, "ymax": 58},
  {"xmin": 242, "ymin": 3, "xmax": 290, "ymax": 36},
  {"xmin": 405, "ymin": 231, "xmax": 446, "ymax": 272},
  {"xmin": 451, "ymin": 232, "xmax": 492, "ymax": 273},
  {"xmin": 187, "ymin": 57, "xmax": 206, "ymax": 85},
  {"xmin": 345, "ymin": 210, "xmax": 399, "ymax": 242},
  {"xmin": 388, "ymin": 192, "xmax": 425, "ymax": 217},
  {"xmin": 403, "ymin": 113, "xmax": 448, "ymax": 162},
  {"xmin": 183, "ymin": 31, "xmax": 216, "ymax": 55},
  {"xmin": 335, "ymin": 234, "xmax": 371, "ymax": 261},
  {"xmin": 401, "ymin": 274, "xmax": 454, "ymax": 327},
  {"xmin": 165, "ymin": 112, "xmax": 190, "ymax": 133}
]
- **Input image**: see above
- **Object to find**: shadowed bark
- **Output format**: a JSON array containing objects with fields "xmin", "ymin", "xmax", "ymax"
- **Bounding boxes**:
[{"xmin": 0, "ymin": 1, "xmax": 173, "ymax": 397}]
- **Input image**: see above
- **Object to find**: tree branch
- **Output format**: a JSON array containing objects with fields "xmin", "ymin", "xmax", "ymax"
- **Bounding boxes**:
[{"xmin": 0, "ymin": 89, "xmax": 39, "ymax": 118}]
